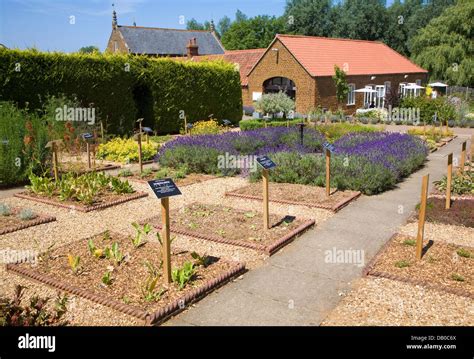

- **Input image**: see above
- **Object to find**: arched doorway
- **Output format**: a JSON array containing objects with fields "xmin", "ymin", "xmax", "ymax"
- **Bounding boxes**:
[{"xmin": 263, "ymin": 77, "xmax": 296, "ymax": 100}]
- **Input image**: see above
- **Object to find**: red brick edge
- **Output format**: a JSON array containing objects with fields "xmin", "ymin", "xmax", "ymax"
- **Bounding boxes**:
[
  {"xmin": 6, "ymin": 259, "xmax": 245, "ymax": 326},
  {"xmin": 363, "ymin": 233, "xmax": 474, "ymax": 299},
  {"xmin": 0, "ymin": 215, "xmax": 56, "ymax": 235},
  {"xmin": 13, "ymin": 191, "xmax": 148, "ymax": 213},
  {"xmin": 225, "ymin": 190, "xmax": 361, "ymax": 213},
  {"xmin": 149, "ymin": 219, "xmax": 315, "ymax": 255}
]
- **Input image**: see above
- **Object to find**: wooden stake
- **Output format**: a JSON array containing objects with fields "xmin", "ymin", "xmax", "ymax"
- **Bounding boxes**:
[
  {"xmin": 445, "ymin": 119, "xmax": 449, "ymax": 137},
  {"xmin": 446, "ymin": 154, "xmax": 452, "ymax": 210},
  {"xmin": 86, "ymin": 142, "xmax": 91, "ymax": 170},
  {"xmin": 52, "ymin": 142, "xmax": 59, "ymax": 182},
  {"xmin": 325, "ymin": 149, "xmax": 331, "ymax": 197},
  {"xmin": 460, "ymin": 141, "xmax": 466, "ymax": 173},
  {"xmin": 100, "ymin": 121, "xmax": 105, "ymax": 143},
  {"xmin": 184, "ymin": 116, "xmax": 188, "ymax": 135},
  {"xmin": 416, "ymin": 174, "xmax": 429, "ymax": 260},
  {"xmin": 92, "ymin": 130, "xmax": 97, "ymax": 170},
  {"xmin": 161, "ymin": 197, "xmax": 172, "ymax": 285},
  {"xmin": 138, "ymin": 122, "xmax": 143, "ymax": 174},
  {"xmin": 262, "ymin": 169, "xmax": 270, "ymax": 230}
]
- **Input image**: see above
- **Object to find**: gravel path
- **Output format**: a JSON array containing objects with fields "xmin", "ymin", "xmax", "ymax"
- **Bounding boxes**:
[
  {"xmin": 321, "ymin": 277, "xmax": 474, "ymax": 326},
  {"xmin": 0, "ymin": 176, "xmax": 334, "ymax": 326}
]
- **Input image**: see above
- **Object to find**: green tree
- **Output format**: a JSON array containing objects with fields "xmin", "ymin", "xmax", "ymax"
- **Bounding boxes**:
[
  {"xmin": 410, "ymin": 0, "xmax": 473, "ymax": 86},
  {"xmin": 217, "ymin": 16, "xmax": 232, "ymax": 37},
  {"xmin": 332, "ymin": 65, "xmax": 349, "ymax": 107},
  {"xmin": 255, "ymin": 92, "xmax": 295, "ymax": 118},
  {"xmin": 221, "ymin": 15, "xmax": 286, "ymax": 50},
  {"xmin": 78, "ymin": 46, "xmax": 99, "ymax": 54},
  {"xmin": 186, "ymin": 18, "xmax": 211, "ymax": 31},
  {"xmin": 284, "ymin": 0, "xmax": 333, "ymax": 36},
  {"xmin": 332, "ymin": 0, "xmax": 388, "ymax": 41}
]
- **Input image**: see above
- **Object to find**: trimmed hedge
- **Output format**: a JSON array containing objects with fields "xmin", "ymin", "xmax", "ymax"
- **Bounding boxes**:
[
  {"xmin": 0, "ymin": 49, "xmax": 242, "ymax": 134},
  {"xmin": 239, "ymin": 119, "xmax": 303, "ymax": 131}
]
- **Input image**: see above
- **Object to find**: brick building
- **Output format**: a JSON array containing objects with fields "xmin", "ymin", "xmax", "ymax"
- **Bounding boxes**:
[
  {"xmin": 106, "ymin": 9, "xmax": 224, "ymax": 57},
  {"xmin": 193, "ymin": 34, "xmax": 428, "ymax": 114}
]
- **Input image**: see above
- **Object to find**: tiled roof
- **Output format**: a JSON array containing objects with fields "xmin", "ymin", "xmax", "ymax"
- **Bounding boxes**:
[
  {"xmin": 265, "ymin": 34, "xmax": 427, "ymax": 77},
  {"xmin": 117, "ymin": 26, "xmax": 225, "ymax": 56},
  {"xmin": 192, "ymin": 49, "xmax": 266, "ymax": 86}
]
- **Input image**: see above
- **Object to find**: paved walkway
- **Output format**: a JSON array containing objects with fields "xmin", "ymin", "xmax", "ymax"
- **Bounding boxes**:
[{"xmin": 167, "ymin": 135, "xmax": 472, "ymax": 326}]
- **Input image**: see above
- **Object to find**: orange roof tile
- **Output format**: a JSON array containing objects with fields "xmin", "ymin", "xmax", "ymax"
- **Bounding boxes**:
[{"xmin": 274, "ymin": 34, "xmax": 427, "ymax": 76}]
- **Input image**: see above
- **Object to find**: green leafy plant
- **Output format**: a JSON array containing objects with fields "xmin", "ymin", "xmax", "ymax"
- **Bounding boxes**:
[
  {"xmin": 67, "ymin": 254, "xmax": 82, "ymax": 275},
  {"xmin": 0, "ymin": 285, "xmax": 68, "ymax": 326},
  {"xmin": 0, "ymin": 203, "xmax": 11, "ymax": 216},
  {"xmin": 191, "ymin": 252, "xmax": 211, "ymax": 267},
  {"xmin": 434, "ymin": 171, "xmax": 473, "ymax": 195},
  {"xmin": 101, "ymin": 271, "xmax": 113, "ymax": 286},
  {"xmin": 172, "ymin": 262, "xmax": 196, "ymax": 290},
  {"xmin": 456, "ymin": 248, "xmax": 472, "ymax": 259},
  {"xmin": 110, "ymin": 242, "xmax": 124, "ymax": 265},
  {"xmin": 131, "ymin": 223, "xmax": 152, "ymax": 248},
  {"xmin": 403, "ymin": 239, "xmax": 416, "ymax": 247},
  {"xmin": 28, "ymin": 173, "xmax": 55, "ymax": 197},
  {"xmin": 118, "ymin": 169, "xmax": 133, "ymax": 177},
  {"xmin": 451, "ymin": 273, "xmax": 465, "ymax": 282},
  {"xmin": 394, "ymin": 260, "xmax": 410, "ymax": 268},
  {"xmin": 110, "ymin": 177, "xmax": 134, "ymax": 194}
]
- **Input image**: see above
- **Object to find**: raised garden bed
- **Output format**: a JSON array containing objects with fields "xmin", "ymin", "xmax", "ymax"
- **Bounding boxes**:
[
  {"xmin": 6, "ymin": 231, "xmax": 244, "ymax": 325},
  {"xmin": 0, "ymin": 206, "xmax": 56, "ymax": 235},
  {"xmin": 409, "ymin": 197, "xmax": 474, "ymax": 228},
  {"xmin": 59, "ymin": 162, "xmax": 121, "ymax": 175},
  {"xmin": 143, "ymin": 203, "xmax": 315, "ymax": 254},
  {"xmin": 226, "ymin": 182, "xmax": 361, "ymax": 212},
  {"xmin": 14, "ymin": 172, "xmax": 147, "ymax": 213},
  {"xmin": 365, "ymin": 233, "xmax": 473, "ymax": 298},
  {"xmin": 119, "ymin": 167, "xmax": 216, "ymax": 187}
]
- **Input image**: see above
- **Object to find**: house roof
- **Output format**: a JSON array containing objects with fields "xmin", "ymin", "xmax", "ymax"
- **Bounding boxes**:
[
  {"xmin": 273, "ymin": 34, "xmax": 427, "ymax": 76},
  {"xmin": 117, "ymin": 26, "xmax": 225, "ymax": 56},
  {"xmin": 191, "ymin": 49, "xmax": 266, "ymax": 86}
]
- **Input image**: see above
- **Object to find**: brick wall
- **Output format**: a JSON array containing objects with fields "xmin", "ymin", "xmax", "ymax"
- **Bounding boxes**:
[
  {"xmin": 246, "ymin": 39, "xmax": 316, "ymax": 114},
  {"xmin": 105, "ymin": 28, "xmax": 130, "ymax": 54}
]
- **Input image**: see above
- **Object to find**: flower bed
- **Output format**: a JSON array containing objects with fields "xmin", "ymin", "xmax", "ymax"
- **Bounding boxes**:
[
  {"xmin": 97, "ymin": 138, "xmax": 158, "ymax": 164},
  {"xmin": 118, "ymin": 167, "xmax": 216, "ymax": 187},
  {"xmin": 158, "ymin": 128, "xmax": 428, "ymax": 195},
  {"xmin": 410, "ymin": 197, "xmax": 474, "ymax": 228},
  {"xmin": 6, "ymin": 230, "xmax": 244, "ymax": 325},
  {"xmin": 143, "ymin": 203, "xmax": 315, "ymax": 254},
  {"xmin": 0, "ymin": 205, "xmax": 56, "ymax": 235},
  {"xmin": 15, "ymin": 172, "xmax": 147, "ymax": 212}
]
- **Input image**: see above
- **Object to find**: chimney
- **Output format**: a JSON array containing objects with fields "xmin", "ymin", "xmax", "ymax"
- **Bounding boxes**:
[{"xmin": 186, "ymin": 38, "xmax": 199, "ymax": 58}]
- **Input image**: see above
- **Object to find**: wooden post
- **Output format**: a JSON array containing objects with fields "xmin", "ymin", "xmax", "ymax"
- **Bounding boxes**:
[
  {"xmin": 325, "ymin": 149, "xmax": 331, "ymax": 197},
  {"xmin": 92, "ymin": 130, "xmax": 97, "ymax": 170},
  {"xmin": 52, "ymin": 142, "xmax": 59, "ymax": 182},
  {"xmin": 445, "ymin": 153, "xmax": 453, "ymax": 209},
  {"xmin": 86, "ymin": 142, "xmax": 91, "ymax": 170},
  {"xmin": 262, "ymin": 169, "xmax": 270, "ymax": 230},
  {"xmin": 460, "ymin": 141, "xmax": 466, "ymax": 173},
  {"xmin": 100, "ymin": 121, "xmax": 105, "ymax": 143},
  {"xmin": 184, "ymin": 116, "xmax": 188, "ymax": 135},
  {"xmin": 416, "ymin": 174, "xmax": 429, "ymax": 260},
  {"xmin": 445, "ymin": 119, "xmax": 449, "ymax": 137},
  {"xmin": 137, "ymin": 122, "xmax": 143, "ymax": 174},
  {"xmin": 161, "ymin": 197, "xmax": 172, "ymax": 285},
  {"xmin": 423, "ymin": 120, "xmax": 426, "ymax": 137}
]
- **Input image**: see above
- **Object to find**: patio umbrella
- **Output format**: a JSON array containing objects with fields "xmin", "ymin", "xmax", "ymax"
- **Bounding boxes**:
[
  {"xmin": 404, "ymin": 84, "xmax": 425, "ymax": 90},
  {"xmin": 428, "ymin": 82, "xmax": 448, "ymax": 87},
  {"xmin": 354, "ymin": 88, "xmax": 377, "ymax": 93}
]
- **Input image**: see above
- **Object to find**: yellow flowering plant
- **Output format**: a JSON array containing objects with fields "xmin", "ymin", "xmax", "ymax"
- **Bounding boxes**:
[{"xmin": 96, "ymin": 137, "xmax": 158, "ymax": 164}]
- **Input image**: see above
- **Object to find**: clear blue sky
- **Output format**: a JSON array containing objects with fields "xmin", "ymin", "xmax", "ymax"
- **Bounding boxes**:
[{"xmin": 0, "ymin": 0, "xmax": 395, "ymax": 53}]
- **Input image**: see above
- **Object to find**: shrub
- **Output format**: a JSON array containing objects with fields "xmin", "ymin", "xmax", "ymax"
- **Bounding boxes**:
[
  {"xmin": 0, "ymin": 49, "xmax": 242, "ymax": 135},
  {"xmin": 254, "ymin": 92, "xmax": 295, "ymax": 118},
  {"xmin": 315, "ymin": 123, "xmax": 380, "ymax": 142},
  {"xmin": 96, "ymin": 137, "xmax": 158, "ymax": 164},
  {"xmin": 189, "ymin": 119, "xmax": 223, "ymax": 135},
  {"xmin": 0, "ymin": 102, "xmax": 48, "ymax": 186},
  {"xmin": 399, "ymin": 96, "xmax": 456, "ymax": 125},
  {"xmin": 239, "ymin": 119, "xmax": 303, "ymax": 131},
  {"xmin": 434, "ymin": 171, "xmax": 473, "ymax": 195}
]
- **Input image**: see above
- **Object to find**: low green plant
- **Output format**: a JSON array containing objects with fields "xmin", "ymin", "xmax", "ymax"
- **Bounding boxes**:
[
  {"xmin": 0, "ymin": 285, "xmax": 68, "ymax": 326},
  {"xmin": 403, "ymin": 239, "xmax": 416, "ymax": 246},
  {"xmin": 140, "ymin": 168, "xmax": 153, "ymax": 178},
  {"xmin": 0, "ymin": 203, "xmax": 11, "ymax": 216},
  {"xmin": 394, "ymin": 260, "xmax": 410, "ymax": 268},
  {"xmin": 67, "ymin": 254, "xmax": 81, "ymax": 275},
  {"xmin": 172, "ymin": 262, "xmax": 195, "ymax": 290},
  {"xmin": 434, "ymin": 171, "xmax": 473, "ymax": 195},
  {"xmin": 101, "ymin": 271, "xmax": 113, "ymax": 286},
  {"xmin": 28, "ymin": 173, "xmax": 55, "ymax": 197},
  {"xmin": 191, "ymin": 252, "xmax": 211, "ymax": 267},
  {"xmin": 118, "ymin": 169, "xmax": 133, "ymax": 177},
  {"xmin": 451, "ymin": 273, "xmax": 465, "ymax": 282},
  {"xmin": 110, "ymin": 177, "xmax": 134, "ymax": 194},
  {"xmin": 109, "ymin": 242, "xmax": 124, "ymax": 265},
  {"xmin": 131, "ymin": 223, "xmax": 152, "ymax": 248},
  {"xmin": 456, "ymin": 248, "xmax": 472, "ymax": 258},
  {"xmin": 141, "ymin": 277, "xmax": 166, "ymax": 302}
]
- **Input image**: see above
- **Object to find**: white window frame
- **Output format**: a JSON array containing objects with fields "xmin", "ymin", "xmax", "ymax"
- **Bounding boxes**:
[
  {"xmin": 347, "ymin": 84, "xmax": 355, "ymax": 105},
  {"xmin": 399, "ymin": 82, "xmax": 407, "ymax": 98},
  {"xmin": 375, "ymin": 85, "xmax": 385, "ymax": 108},
  {"xmin": 415, "ymin": 79, "xmax": 422, "ymax": 96},
  {"xmin": 364, "ymin": 85, "xmax": 374, "ymax": 106}
]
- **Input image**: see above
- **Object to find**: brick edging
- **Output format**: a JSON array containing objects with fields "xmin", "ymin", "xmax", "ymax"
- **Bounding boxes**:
[
  {"xmin": 0, "ymin": 215, "xmax": 56, "ymax": 235},
  {"xmin": 6, "ymin": 260, "xmax": 245, "ymax": 326},
  {"xmin": 225, "ymin": 189, "xmax": 361, "ymax": 212},
  {"xmin": 13, "ymin": 191, "xmax": 148, "ymax": 213},
  {"xmin": 149, "ymin": 219, "xmax": 315, "ymax": 254},
  {"xmin": 363, "ymin": 233, "xmax": 474, "ymax": 299}
]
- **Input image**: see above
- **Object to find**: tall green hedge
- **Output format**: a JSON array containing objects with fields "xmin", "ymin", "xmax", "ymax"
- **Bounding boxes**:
[{"xmin": 0, "ymin": 49, "xmax": 242, "ymax": 134}]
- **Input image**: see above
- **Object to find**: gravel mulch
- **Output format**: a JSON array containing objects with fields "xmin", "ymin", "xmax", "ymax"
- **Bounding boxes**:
[
  {"xmin": 121, "ymin": 169, "xmax": 217, "ymax": 187},
  {"xmin": 399, "ymin": 222, "xmax": 474, "ymax": 248},
  {"xmin": 0, "ymin": 207, "xmax": 56, "ymax": 235},
  {"xmin": 226, "ymin": 182, "xmax": 361, "ymax": 211},
  {"xmin": 367, "ymin": 234, "xmax": 473, "ymax": 297},
  {"xmin": 321, "ymin": 277, "xmax": 474, "ymax": 326},
  {"xmin": 144, "ymin": 202, "xmax": 314, "ymax": 253},
  {"xmin": 1, "ymin": 176, "xmax": 331, "ymax": 325},
  {"xmin": 409, "ymin": 197, "xmax": 474, "ymax": 228}
]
